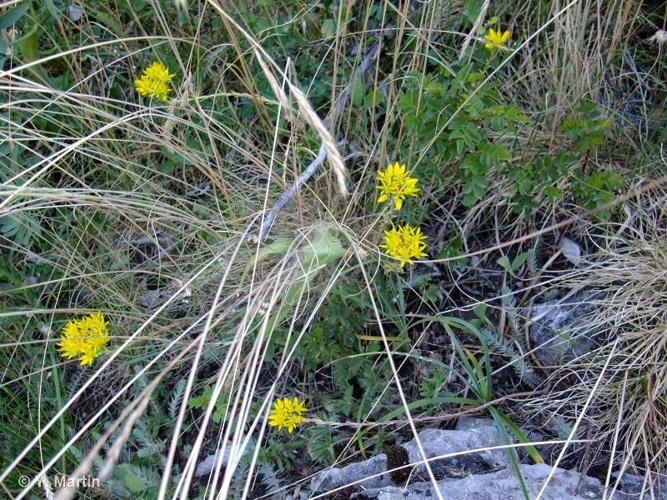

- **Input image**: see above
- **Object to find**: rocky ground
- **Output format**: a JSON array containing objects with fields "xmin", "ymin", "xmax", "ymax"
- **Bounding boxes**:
[{"xmin": 306, "ymin": 418, "xmax": 664, "ymax": 499}]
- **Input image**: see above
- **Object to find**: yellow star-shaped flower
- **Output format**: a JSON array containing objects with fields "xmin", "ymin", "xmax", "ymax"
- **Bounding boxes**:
[
  {"xmin": 268, "ymin": 396, "xmax": 308, "ymax": 433},
  {"xmin": 380, "ymin": 224, "xmax": 428, "ymax": 267},
  {"xmin": 377, "ymin": 162, "xmax": 420, "ymax": 210},
  {"xmin": 134, "ymin": 61, "xmax": 174, "ymax": 102},
  {"xmin": 483, "ymin": 27, "xmax": 510, "ymax": 51},
  {"xmin": 58, "ymin": 312, "xmax": 110, "ymax": 366}
]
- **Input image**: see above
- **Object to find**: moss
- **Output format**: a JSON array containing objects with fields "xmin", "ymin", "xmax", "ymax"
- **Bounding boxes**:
[{"xmin": 383, "ymin": 444, "xmax": 411, "ymax": 484}]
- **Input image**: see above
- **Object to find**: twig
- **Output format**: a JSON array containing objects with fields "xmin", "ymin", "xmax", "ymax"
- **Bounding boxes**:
[
  {"xmin": 308, "ymin": 389, "xmax": 547, "ymax": 428},
  {"xmin": 259, "ymin": 144, "xmax": 326, "ymax": 241},
  {"xmin": 259, "ymin": 42, "xmax": 382, "ymax": 241},
  {"xmin": 458, "ymin": 0, "xmax": 490, "ymax": 60}
]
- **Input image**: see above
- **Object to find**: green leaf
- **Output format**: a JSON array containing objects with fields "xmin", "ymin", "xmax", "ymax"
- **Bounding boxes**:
[
  {"xmin": 188, "ymin": 385, "xmax": 214, "ymax": 409},
  {"xmin": 42, "ymin": 0, "xmax": 61, "ymax": 19},
  {"xmin": 300, "ymin": 226, "xmax": 345, "ymax": 270},
  {"xmin": 364, "ymin": 90, "xmax": 384, "ymax": 108},
  {"xmin": 497, "ymin": 252, "xmax": 528, "ymax": 277},
  {"xmin": 350, "ymin": 78, "xmax": 365, "ymax": 108},
  {"xmin": 132, "ymin": 0, "xmax": 148, "ymax": 11},
  {"xmin": 16, "ymin": 28, "xmax": 49, "ymax": 81},
  {"xmin": 0, "ymin": 1, "xmax": 30, "ymax": 30},
  {"xmin": 497, "ymin": 255, "xmax": 512, "ymax": 274},
  {"xmin": 123, "ymin": 472, "xmax": 147, "ymax": 493},
  {"xmin": 511, "ymin": 252, "xmax": 529, "ymax": 272},
  {"xmin": 306, "ymin": 426, "xmax": 335, "ymax": 463},
  {"xmin": 253, "ymin": 238, "xmax": 292, "ymax": 264},
  {"xmin": 321, "ymin": 18, "xmax": 336, "ymax": 38},
  {"xmin": 480, "ymin": 143, "xmax": 511, "ymax": 162},
  {"xmin": 495, "ymin": 411, "xmax": 544, "ymax": 464},
  {"xmin": 463, "ymin": 0, "xmax": 483, "ymax": 24},
  {"xmin": 505, "ymin": 105, "xmax": 529, "ymax": 123},
  {"xmin": 473, "ymin": 303, "xmax": 487, "ymax": 322},
  {"xmin": 489, "ymin": 407, "xmax": 531, "ymax": 500},
  {"xmin": 435, "ymin": 237, "xmax": 469, "ymax": 269}
]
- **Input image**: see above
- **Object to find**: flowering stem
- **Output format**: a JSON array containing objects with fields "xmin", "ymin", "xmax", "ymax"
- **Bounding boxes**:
[{"xmin": 49, "ymin": 349, "xmax": 67, "ymax": 473}]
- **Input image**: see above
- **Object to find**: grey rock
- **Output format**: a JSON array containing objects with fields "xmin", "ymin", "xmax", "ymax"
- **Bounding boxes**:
[
  {"xmin": 312, "ymin": 454, "xmax": 390, "ymax": 491},
  {"xmin": 559, "ymin": 236, "xmax": 583, "ymax": 267},
  {"xmin": 529, "ymin": 292, "xmax": 600, "ymax": 366},
  {"xmin": 311, "ymin": 418, "xmax": 509, "ymax": 493},
  {"xmin": 126, "ymin": 231, "xmax": 175, "ymax": 265},
  {"xmin": 613, "ymin": 471, "xmax": 667, "ymax": 499},
  {"xmin": 309, "ymin": 417, "xmax": 666, "ymax": 499},
  {"xmin": 68, "ymin": 5, "xmax": 83, "ymax": 21},
  {"xmin": 354, "ymin": 464, "xmax": 604, "ymax": 499},
  {"xmin": 195, "ymin": 446, "xmax": 231, "ymax": 478},
  {"xmin": 25, "ymin": 251, "xmax": 48, "ymax": 265},
  {"xmin": 138, "ymin": 289, "xmax": 161, "ymax": 308},
  {"xmin": 22, "ymin": 276, "xmax": 39, "ymax": 287}
]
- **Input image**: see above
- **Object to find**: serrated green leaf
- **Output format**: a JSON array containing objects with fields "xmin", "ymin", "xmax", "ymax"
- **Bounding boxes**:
[
  {"xmin": 122, "ymin": 472, "xmax": 147, "ymax": 493},
  {"xmin": 505, "ymin": 105, "xmax": 529, "ymax": 122},
  {"xmin": 364, "ymin": 90, "xmax": 384, "ymax": 108}
]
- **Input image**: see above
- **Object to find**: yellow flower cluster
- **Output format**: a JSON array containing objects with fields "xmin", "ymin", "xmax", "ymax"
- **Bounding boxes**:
[
  {"xmin": 268, "ymin": 396, "xmax": 307, "ymax": 433},
  {"xmin": 483, "ymin": 27, "xmax": 510, "ymax": 51},
  {"xmin": 380, "ymin": 225, "xmax": 428, "ymax": 267},
  {"xmin": 376, "ymin": 162, "xmax": 428, "ymax": 267},
  {"xmin": 134, "ymin": 61, "xmax": 174, "ymax": 102},
  {"xmin": 58, "ymin": 312, "xmax": 109, "ymax": 366},
  {"xmin": 376, "ymin": 162, "xmax": 420, "ymax": 210}
]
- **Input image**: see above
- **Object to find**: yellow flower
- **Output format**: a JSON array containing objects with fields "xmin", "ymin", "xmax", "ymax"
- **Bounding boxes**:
[
  {"xmin": 377, "ymin": 162, "xmax": 420, "ymax": 210},
  {"xmin": 58, "ymin": 312, "xmax": 110, "ymax": 366},
  {"xmin": 268, "ymin": 396, "xmax": 307, "ymax": 433},
  {"xmin": 380, "ymin": 224, "xmax": 428, "ymax": 267},
  {"xmin": 134, "ymin": 61, "xmax": 174, "ymax": 102},
  {"xmin": 483, "ymin": 27, "xmax": 510, "ymax": 51}
]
